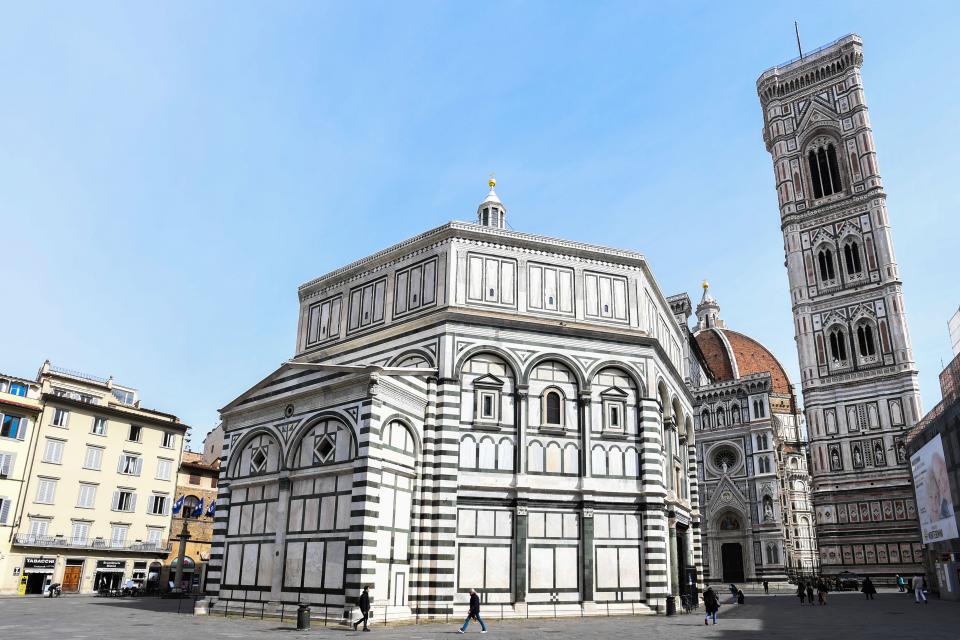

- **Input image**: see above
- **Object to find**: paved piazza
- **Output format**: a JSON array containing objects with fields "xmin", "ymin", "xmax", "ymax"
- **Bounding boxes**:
[{"xmin": 1, "ymin": 590, "xmax": 958, "ymax": 639}]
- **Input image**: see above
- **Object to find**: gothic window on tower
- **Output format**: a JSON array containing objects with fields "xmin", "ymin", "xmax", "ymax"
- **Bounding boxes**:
[
  {"xmin": 828, "ymin": 328, "xmax": 848, "ymax": 365},
  {"xmin": 856, "ymin": 324, "xmax": 878, "ymax": 363},
  {"xmin": 817, "ymin": 248, "xmax": 837, "ymax": 284},
  {"xmin": 807, "ymin": 142, "xmax": 843, "ymax": 199},
  {"xmin": 843, "ymin": 240, "xmax": 864, "ymax": 277}
]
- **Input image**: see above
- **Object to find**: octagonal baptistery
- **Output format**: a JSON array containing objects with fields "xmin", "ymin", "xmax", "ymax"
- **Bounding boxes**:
[
  {"xmin": 206, "ymin": 182, "xmax": 702, "ymax": 622},
  {"xmin": 687, "ymin": 284, "xmax": 818, "ymax": 583}
]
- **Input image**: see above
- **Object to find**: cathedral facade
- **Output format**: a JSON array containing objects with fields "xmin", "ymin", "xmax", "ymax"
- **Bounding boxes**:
[
  {"xmin": 756, "ymin": 34, "xmax": 924, "ymax": 577},
  {"xmin": 678, "ymin": 287, "xmax": 817, "ymax": 583},
  {"xmin": 205, "ymin": 184, "xmax": 702, "ymax": 620}
]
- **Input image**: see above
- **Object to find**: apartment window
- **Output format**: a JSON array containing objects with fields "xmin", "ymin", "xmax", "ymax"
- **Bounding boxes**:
[
  {"xmin": 0, "ymin": 452, "xmax": 14, "ymax": 478},
  {"xmin": 161, "ymin": 432, "xmax": 176, "ymax": 449},
  {"xmin": 146, "ymin": 527, "xmax": 163, "ymax": 548},
  {"xmin": 1, "ymin": 414, "xmax": 24, "ymax": 439},
  {"xmin": 71, "ymin": 521, "xmax": 90, "ymax": 545},
  {"xmin": 35, "ymin": 478, "xmax": 57, "ymax": 504},
  {"xmin": 148, "ymin": 494, "xmax": 168, "ymax": 515},
  {"xmin": 77, "ymin": 483, "xmax": 97, "ymax": 508},
  {"xmin": 0, "ymin": 497, "xmax": 10, "ymax": 524},
  {"xmin": 91, "ymin": 417, "xmax": 107, "ymax": 436},
  {"xmin": 112, "ymin": 489, "xmax": 136, "ymax": 512},
  {"xmin": 118, "ymin": 454, "xmax": 142, "ymax": 476},
  {"xmin": 29, "ymin": 518, "xmax": 50, "ymax": 537},
  {"xmin": 52, "ymin": 408, "xmax": 70, "ymax": 428},
  {"xmin": 42, "ymin": 438, "xmax": 65, "ymax": 464},
  {"xmin": 110, "ymin": 524, "xmax": 128, "ymax": 547},
  {"xmin": 210, "ymin": 475, "xmax": 218, "ymax": 489},
  {"xmin": 128, "ymin": 425, "xmax": 142, "ymax": 442},
  {"xmin": 188, "ymin": 473, "xmax": 200, "ymax": 485},
  {"xmin": 156, "ymin": 459, "xmax": 172, "ymax": 481},
  {"xmin": 83, "ymin": 446, "xmax": 103, "ymax": 471},
  {"xmin": 112, "ymin": 388, "xmax": 135, "ymax": 405},
  {"xmin": 8, "ymin": 382, "xmax": 27, "ymax": 397}
]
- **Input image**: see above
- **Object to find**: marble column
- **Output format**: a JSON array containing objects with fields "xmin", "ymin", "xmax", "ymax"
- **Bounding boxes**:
[
  {"xmin": 581, "ymin": 506, "xmax": 594, "ymax": 602},
  {"xmin": 514, "ymin": 504, "xmax": 528, "ymax": 603}
]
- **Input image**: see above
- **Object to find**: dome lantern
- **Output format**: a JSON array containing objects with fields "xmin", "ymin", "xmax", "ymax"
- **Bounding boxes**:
[{"xmin": 477, "ymin": 176, "xmax": 506, "ymax": 229}]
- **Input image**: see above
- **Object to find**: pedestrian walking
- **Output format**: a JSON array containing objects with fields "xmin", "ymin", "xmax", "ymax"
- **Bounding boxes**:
[
  {"xmin": 736, "ymin": 589, "xmax": 745, "ymax": 604},
  {"xmin": 896, "ymin": 574, "xmax": 905, "ymax": 593},
  {"xmin": 353, "ymin": 585, "xmax": 372, "ymax": 631},
  {"xmin": 817, "ymin": 579, "xmax": 828, "ymax": 605},
  {"xmin": 763, "ymin": 580, "xmax": 769, "ymax": 595},
  {"xmin": 458, "ymin": 588, "xmax": 488, "ymax": 633},
  {"xmin": 806, "ymin": 582, "xmax": 814, "ymax": 604},
  {"xmin": 703, "ymin": 586, "xmax": 720, "ymax": 625},
  {"xmin": 729, "ymin": 583, "xmax": 738, "ymax": 599},
  {"xmin": 862, "ymin": 577, "xmax": 876, "ymax": 600},
  {"xmin": 797, "ymin": 581, "xmax": 806, "ymax": 605},
  {"xmin": 912, "ymin": 575, "xmax": 928, "ymax": 604}
]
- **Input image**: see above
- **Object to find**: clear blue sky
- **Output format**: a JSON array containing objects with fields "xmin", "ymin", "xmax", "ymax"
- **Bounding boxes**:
[{"xmin": 2, "ymin": 2, "xmax": 957, "ymax": 445}]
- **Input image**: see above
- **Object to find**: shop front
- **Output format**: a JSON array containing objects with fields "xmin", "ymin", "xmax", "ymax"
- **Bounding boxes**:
[
  {"xmin": 21, "ymin": 557, "xmax": 57, "ymax": 595},
  {"xmin": 93, "ymin": 560, "xmax": 126, "ymax": 592}
]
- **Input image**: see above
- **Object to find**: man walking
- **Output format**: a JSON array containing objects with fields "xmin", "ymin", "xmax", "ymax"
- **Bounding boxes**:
[
  {"xmin": 912, "ymin": 575, "xmax": 928, "ymax": 604},
  {"xmin": 353, "ymin": 585, "xmax": 372, "ymax": 631},
  {"xmin": 458, "ymin": 588, "xmax": 487, "ymax": 634},
  {"xmin": 763, "ymin": 580, "xmax": 769, "ymax": 595},
  {"xmin": 896, "ymin": 574, "xmax": 905, "ymax": 593},
  {"xmin": 703, "ymin": 585, "xmax": 720, "ymax": 625},
  {"xmin": 861, "ymin": 577, "xmax": 876, "ymax": 600}
]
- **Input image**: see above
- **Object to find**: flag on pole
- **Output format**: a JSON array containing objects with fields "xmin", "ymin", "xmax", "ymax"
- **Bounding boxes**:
[
  {"xmin": 206, "ymin": 500, "xmax": 216, "ymax": 517},
  {"xmin": 191, "ymin": 497, "xmax": 205, "ymax": 518},
  {"xmin": 172, "ymin": 494, "xmax": 185, "ymax": 515}
]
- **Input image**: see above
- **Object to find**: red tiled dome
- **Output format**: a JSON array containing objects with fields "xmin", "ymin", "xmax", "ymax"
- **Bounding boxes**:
[{"xmin": 694, "ymin": 328, "xmax": 793, "ymax": 395}]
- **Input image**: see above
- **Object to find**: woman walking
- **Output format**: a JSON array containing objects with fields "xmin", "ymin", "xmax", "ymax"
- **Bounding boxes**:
[
  {"xmin": 862, "ymin": 576, "xmax": 877, "ymax": 600},
  {"xmin": 703, "ymin": 586, "xmax": 720, "ymax": 625}
]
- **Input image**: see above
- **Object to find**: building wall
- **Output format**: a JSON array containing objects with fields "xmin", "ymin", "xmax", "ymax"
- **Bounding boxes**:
[
  {"xmin": 757, "ymin": 34, "xmax": 923, "ymax": 578},
  {"xmin": 1, "ymin": 366, "xmax": 186, "ymax": 594},
  {"xmin": 163, "ymin": 454, "xmax": 219, "ymax": 590}
]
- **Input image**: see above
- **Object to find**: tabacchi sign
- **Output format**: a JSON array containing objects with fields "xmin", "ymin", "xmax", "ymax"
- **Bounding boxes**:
[{"xmin": 911, "ymin": 434, "xmax": 959, "ymax": 543}]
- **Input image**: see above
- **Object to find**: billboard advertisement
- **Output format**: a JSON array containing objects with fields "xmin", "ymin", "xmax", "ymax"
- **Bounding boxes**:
[{"xmin": 911, "ymin": 434, "xmax": 960, "ymax": 543}]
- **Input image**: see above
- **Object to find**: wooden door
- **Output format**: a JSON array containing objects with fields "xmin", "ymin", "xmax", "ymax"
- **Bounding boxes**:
[{"xmin": 62, "ymin": 565, "xmax": 82, "ymax": 592}]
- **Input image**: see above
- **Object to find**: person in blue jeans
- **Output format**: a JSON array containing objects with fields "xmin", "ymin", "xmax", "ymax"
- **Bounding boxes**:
[{"xmin": 458, "ymin": 589, "xmax": 487, "ymax": 634}]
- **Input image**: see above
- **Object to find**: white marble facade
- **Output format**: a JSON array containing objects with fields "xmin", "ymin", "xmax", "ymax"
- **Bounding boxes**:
[{"xmin": 207, "ymin": 185, "xmax": 701, "ymax": 620}]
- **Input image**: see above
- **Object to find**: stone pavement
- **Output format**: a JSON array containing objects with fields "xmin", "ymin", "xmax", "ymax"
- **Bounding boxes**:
[{"xmin": 1, "ymin": 590, "xmax": 958, "ymax": 639}]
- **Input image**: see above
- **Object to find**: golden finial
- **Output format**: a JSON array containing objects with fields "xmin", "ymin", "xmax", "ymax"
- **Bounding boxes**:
[
  {"xmin": 488, "ymin": 172, "xmax": 496, "ymax": 189},
  {"xmin": 702, "ymin": 279, "xmax": 709, "ymax": 291}
]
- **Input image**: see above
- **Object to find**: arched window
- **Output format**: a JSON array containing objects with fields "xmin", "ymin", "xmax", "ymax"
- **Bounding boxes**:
[
  {"xmin": 829, "ymin": 328, "xmax": 848, "ymax": 362},
  {"xmin": 808, "ymin": 142, "xmax": 842, "ymax": 198},
  {"xmin": 817, "ymin": 248, "xmax": 837, "ymax": 282},
  {"xmin": 182, "ymin": 495, "xmax": 201, "ymax": 517},
  {"xmin": 843, "ymin": 240, "xmax": 863, "ymax": 275},
  {"xmin": 857, "ymin": 325, "xmax": 876, "ymax": 357},
  {"xmin": 543, "ymin": 390, "xmax": 563, "ymax": 427}
]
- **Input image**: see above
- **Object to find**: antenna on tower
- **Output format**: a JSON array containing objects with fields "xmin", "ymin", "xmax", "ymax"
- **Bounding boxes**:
[{"xmin": 795, "ymin": 21, "xmax": 803, "ymax": 58}]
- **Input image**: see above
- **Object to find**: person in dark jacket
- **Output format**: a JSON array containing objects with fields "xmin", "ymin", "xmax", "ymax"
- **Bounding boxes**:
[
  {"xmin": 703, "ymin": 586, "xmax": 720, "ymax": 625},
  {"xmin": 862, "ymin": 577, "xmax": 877, "ymax": 600},
  {"xmin": 805, "ymin": 582, "xmax": 815, "ymax": 604},
  {"xmin": 763, "ymin": 580, "xmax": 769, "ymax": 595},
  {"xmin": 796, "ymin": 581, "xmax": 806, "ymax": 604},
  {"xmin": 353, "ymin": 585, "xmax": 372, "ymax": 631},
  {"xmin": 458, "ymin": 588, "xmax": 487, "ymax": 633}
]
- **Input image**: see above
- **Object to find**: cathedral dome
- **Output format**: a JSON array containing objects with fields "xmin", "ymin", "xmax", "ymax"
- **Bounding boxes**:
[{"xmin": 694, "ymin": 327, "xmax": 793, "ymax": 396}]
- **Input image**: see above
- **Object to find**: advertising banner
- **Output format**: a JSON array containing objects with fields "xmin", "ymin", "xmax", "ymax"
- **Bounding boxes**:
[{"xmin": 911, "ymin": 434, "xmax": 960, "ymax": 543}]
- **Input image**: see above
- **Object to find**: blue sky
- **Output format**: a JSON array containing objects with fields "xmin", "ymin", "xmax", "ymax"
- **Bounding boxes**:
[{"xmin": 2, "ymin": 2, "xmax": 957, "ymax": 445}]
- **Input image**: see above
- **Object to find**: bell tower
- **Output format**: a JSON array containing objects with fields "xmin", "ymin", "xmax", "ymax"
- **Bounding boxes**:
[{"xmin": 756, "ymin": 34, "xmax": 923, "ymax": 576}]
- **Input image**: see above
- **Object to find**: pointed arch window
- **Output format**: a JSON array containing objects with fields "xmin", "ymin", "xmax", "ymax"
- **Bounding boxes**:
[
  {"xmin": 808, "ymin": 142, "xmax": 842, "ymax": 198},
  {"xmin": 857, "ymin": 325, "xmax": 877, "ymax": 358},
  {"xmin": 828, "ymin": 328, "xmax": 848, "ymax": 363},
  {"xmin": 817, "ymin": 248, "xmax": 837, "ymax": 282},
  {"xmin": 844, "ymin": 240, "xmax": 863, "ymax": 275}
]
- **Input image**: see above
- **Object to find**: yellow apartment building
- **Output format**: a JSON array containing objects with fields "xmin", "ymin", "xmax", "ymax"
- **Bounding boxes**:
[{"xmin": 1, "ymin": 361, "xmax": 188, "ymax": 594}]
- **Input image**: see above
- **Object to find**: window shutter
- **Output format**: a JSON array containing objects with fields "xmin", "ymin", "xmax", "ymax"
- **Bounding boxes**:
[
  {"xmin": 112, "ymin": 490, "xmax": 120, "ymax": 510},
  {"xmin": 130, "ymin": 492, "xmax": 137, "ymax": 512},
  {"xmin": 0, "ymin": 453, "xmax": 12, "ymax": 477},
  {"xmin": 16, "ymin": 418, "xmax": 27, "ymax": 441},
  {"xmin": 0, "ymin": 499, "xmax": 9, "ymax": 524},
  {"xmin": 134, "ymin": 457, "xmax": 143, "ymax": 476}
]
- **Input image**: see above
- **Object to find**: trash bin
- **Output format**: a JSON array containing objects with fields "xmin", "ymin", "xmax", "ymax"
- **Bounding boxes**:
[
  {"xmin": 297, "ymin": 604, "xmax": 310, "ymax": 630},
  {"xmin": 665, "ymin": 595, "xmax": 676, "ymax": 616}
]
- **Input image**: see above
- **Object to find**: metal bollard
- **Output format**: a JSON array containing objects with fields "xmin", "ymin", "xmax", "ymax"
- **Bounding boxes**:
[{"xmin": 297, "ymin": 604, "xmax": 311, "ymax": 630}]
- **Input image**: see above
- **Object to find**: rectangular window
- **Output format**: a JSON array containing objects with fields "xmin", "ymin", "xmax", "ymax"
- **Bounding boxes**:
[
  {"xmin": 29, "ymin": 518, "xmax": 49, "ymax": 537},
  {"xmin": 305, "ymin": 295, "xmax": 343, "ymax": 345},
  {"xmin": 118, "ymin": 454, "xmax": 142, "ymax": 476},
  {"xmin": 148, "ymin": 494, "xmax": 168, "ymax": 515},
  {"xmin": 35, "ymin": 479, "xmax": 57, "ymax": 504},
  {"xmin": 146, "ymin": 527, "xmax": 163, "ymax": 548},
  {"xmin": 111, "ymin": 388, "xmax": 135, "ymax": 405},
  {"xmin": 42, "ymin": 438, "xmax": 65, "ymax": 464},
  {"xmin": 1, "ymin": 414, "xmax": 23, "ymax": 439},
  {"xmin": 466, "ymin": 254, "xmax": 517, "ymax": 307},
  {"xmin": 8, "ymin": 382, "xmax": 27, "ymax": 397},
  {"xmin": 71, "ymin": 521, "xmax": 90, "ymax": 545},
  {"xmin": 112, "ymin": 490, "xmax": 136, "ymax": 512},
  {"xmin": 189, "ymin": 473, "xmax": 200, "ymax": 485},
  {"xmin": 110, "ymin": 525, "xmax": 128, "ymax": 547},
  {"xmin": 604, "ymin": 400, "xmax": 625, "ymax": 431},
  {"xmin": 347, "ymin": 278, "xmax": 387, "ymax": 332},
  {"xmin": 91, "ymin": 417, "xmax": 107, "ymax": 436},
  {"xmin": 128, "ymin": 425, "xmax": 142, "ymax": 442},
  {"xmin": 0, "ymin": 452, "xmax": 14, "ymax": 478},
  {"xmin": 156, "ymin": 459, "xmax": 172, "ymax": 481},
  {"xmin": 478, "ymin": 390, "xmax": 499, "ymax": 422},
  {"xmin": 52, "ymin": 408, "xmax": 70, "ymax": 427},
  {"xmin": 161, "ymin": 432, "xmax": 175, "ymax": 449},
  {"xmin": 77, "ymin": 483, "xmax": 97, "ymax": 508},
  {"xmin": 394, "ymin": 257, "xmax": 439, "ymax": 317},
  {"xmin": 584, "ymin": 271, "xmax": 629, "ymax": 322},
  {"xmin": 83, "ymin": 446, "xmax": 103, "ymax": 471}
]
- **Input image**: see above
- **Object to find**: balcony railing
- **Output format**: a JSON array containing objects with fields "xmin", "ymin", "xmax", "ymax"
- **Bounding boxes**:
[{"xmin": 13, "ymin": 533, "xmax": 170, "ymax": 553}]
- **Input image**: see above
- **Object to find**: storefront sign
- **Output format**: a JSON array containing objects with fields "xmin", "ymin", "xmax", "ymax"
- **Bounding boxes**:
[
  {"xmin": 24, "ymin": 558, "xmax": 56, "ymax": 571},
  {"xmin": 911, "ymin": 434, "xmax": 960, "ymax": 543},
  {"xmin": 96, "ymin": 560, "xmax": 127, "ymax": 570}
]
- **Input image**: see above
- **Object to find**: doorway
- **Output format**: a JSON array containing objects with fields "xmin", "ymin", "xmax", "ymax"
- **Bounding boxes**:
[
  {"xmin": 392, "ymin": 572, "xmax": 406, "ymax": 606},
  {"xmin": 62, "ymin": 563, "xmax": 83, "ymax": 592},
  {"xmin": 24, "ymin": 572, "xmax": 51, "ymax": 594},
  {"xmin": 721, "ymin": 543, "xmax": 744, "ymax": 583}
]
